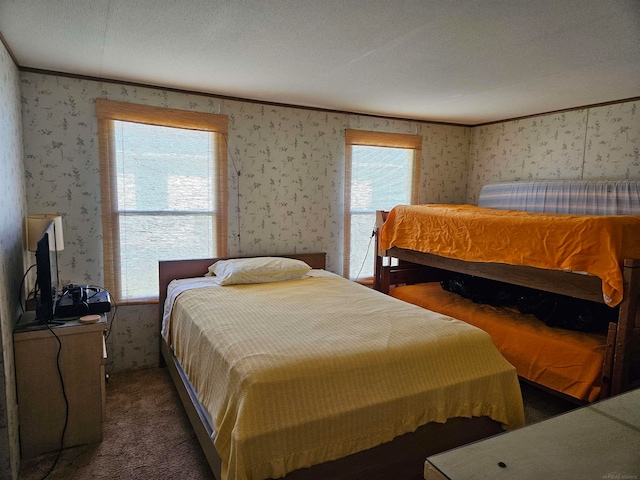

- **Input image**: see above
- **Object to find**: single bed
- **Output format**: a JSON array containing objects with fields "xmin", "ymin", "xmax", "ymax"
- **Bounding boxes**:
[
  {"xmin": 374, "ymin": 180, "xmax": 640, "ymax": 402},
  {"xmin": 159, "ymin": 253, "xmax": 525, "ymax": 480}
]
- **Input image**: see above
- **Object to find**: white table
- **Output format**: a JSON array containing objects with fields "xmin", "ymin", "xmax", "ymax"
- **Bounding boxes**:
[{"xmin": 425, "ymin": 388, "xmax": 640, "ymax": 480}]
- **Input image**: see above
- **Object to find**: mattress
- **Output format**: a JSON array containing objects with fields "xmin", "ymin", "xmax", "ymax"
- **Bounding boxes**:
[
  {"xmin": 391, "ymin": 282, "xmax": 607, "ymax": 402},
  {"xmin": 379, "ymin": 204, "xmax": 640, "ymax": 306},
  {"xmin": 478, "ymin": 180, "xmax": 640, "ymax": 215},
  {"xmin": 163, "ymin": 271, "xmax": 525, "ymax": 480}
]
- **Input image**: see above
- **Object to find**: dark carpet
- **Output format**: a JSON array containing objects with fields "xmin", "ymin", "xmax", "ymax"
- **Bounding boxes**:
[
  {"xmin": 18, "ymin": 367, "xmax": 576, "ymax": 480},
  {"xmin": 18, "ymin": 368, "xmax": 212, "ymax": 480}
]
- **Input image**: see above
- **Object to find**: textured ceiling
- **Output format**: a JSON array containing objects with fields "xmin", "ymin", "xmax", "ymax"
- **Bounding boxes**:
[{"xmin": 1, "ymin": 0, "xmax": 639, "ymax": 125}]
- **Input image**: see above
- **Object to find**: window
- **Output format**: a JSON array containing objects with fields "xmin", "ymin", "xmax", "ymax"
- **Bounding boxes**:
[
  {"xmin": 97, "ymin": 99, "xmax": 228, "ymax": 303},
  {"xmin": 344, "ymin": 129, "xmax": 421, "ymax": 280}
]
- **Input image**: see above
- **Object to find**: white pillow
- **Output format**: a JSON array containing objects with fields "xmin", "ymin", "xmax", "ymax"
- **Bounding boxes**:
[{"xmin": 207, "ymin": 257, "xmax": 311, "ymax": 285}]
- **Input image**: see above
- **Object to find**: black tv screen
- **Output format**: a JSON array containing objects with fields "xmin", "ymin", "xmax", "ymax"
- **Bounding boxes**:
[{"xmin": 34, "ymin": 221, "xmax": 60, "ymax": 323}]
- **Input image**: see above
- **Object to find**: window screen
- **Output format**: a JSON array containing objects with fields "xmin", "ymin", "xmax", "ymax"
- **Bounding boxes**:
[
  {"xmin": 97, "ymin": 100, "xmax": 228, "ymax": 303},
  {"xmin": 344, "ymin": 130, "xmax": 421, "ymax": 280}
]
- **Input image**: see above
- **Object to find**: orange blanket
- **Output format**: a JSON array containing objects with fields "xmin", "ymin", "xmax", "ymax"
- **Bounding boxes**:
[
  {"xmin": 380, "ymin": 204, "xmax": 640, "ymax": 306},
  {"xmin": 391, "ymin": 282, "xmax": 606, "ymax": 402}
]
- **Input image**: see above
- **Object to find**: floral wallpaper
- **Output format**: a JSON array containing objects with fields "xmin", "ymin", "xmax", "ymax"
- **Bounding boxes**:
[
  {"xmin": 419, "ymin": 123, "xmax": 470, "ymax": 203},
  {"xmin": 224, "ymin": 100, "xmax": 346, "ymax": 261},
  {"xmin": 467, "ymin": 102, "xmax": 640, "ymax": 202},
  {"xmin": 584, "ymin": 102, "xmax": 640, "ymax": 178},
  {"xmin": 19, "ymin": 72, "xmax": 473, "ymax": 374},
  {"xmin": 18, "ymin": 70, "xmax": 640, "ymax": 380},
  {"xmin": 0, "ymin": 41, "xmax": 26, "ymax": 479}
]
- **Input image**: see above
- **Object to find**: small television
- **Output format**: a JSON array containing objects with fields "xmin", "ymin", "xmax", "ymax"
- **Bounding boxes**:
[{"xmin": 34, "ymin": 221, "xmax": 61, "ymax": 324}]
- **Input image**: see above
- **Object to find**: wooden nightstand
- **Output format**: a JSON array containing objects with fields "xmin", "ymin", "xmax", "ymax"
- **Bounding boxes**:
[{"xmin": 14, "ymin": 312, "xmax": 107, "ymax": 458}]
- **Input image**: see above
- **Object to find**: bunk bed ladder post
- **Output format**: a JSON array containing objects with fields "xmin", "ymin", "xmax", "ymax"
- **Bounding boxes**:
[
  {"xmin": 610, "ymin": 259, "xmax": 640, "ymax": 396},
  {"xmin": 374, "ymin": 246, "xmax": 383, "ymax": 292},
  {"xmin": 599, "ymin": 323, "xmax": 617, "ymax": 399},
  {"xmin": 374, "ymin": 210, "xmax": 390, "ymax": 293}
]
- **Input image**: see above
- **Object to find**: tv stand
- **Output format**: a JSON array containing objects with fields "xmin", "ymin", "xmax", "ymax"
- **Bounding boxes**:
[
  {"xmin": 13, "ymin": 311, "xmax": 107, "ymax": 458},
  {"xmin": 17, "ymin": 319, "xmax": 65, "ymax": 329}
]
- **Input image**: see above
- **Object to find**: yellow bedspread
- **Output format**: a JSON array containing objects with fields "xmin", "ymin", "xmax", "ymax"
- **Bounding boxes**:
[
  {"xmin": 380, "ymin": 204, "xmax": 640, "ymax": 306},
  {"xmin": 165, "ymin": 273, "xmax": 524, "ymax": 480}
]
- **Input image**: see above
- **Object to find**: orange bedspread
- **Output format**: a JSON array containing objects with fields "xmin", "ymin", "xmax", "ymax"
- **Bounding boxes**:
[
  {"xmin": 391, "ymin": 282, "xmax": 607, "ymax": 402},
  {"xmin": 380, "ymin": 204, "xmax": 640, "ymax": 306}
]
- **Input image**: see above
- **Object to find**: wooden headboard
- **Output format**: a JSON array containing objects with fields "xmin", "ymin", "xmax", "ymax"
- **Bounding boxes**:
[{"xmin": 158, "ymin": 253, "xmax": 327, "ymax": 322}]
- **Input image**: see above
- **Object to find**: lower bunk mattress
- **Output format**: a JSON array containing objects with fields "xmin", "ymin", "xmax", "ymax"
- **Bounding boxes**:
[
  {"xmin": 390, "ymin": 282, "xmax": 607, "ymax": 402},
  {"xmin": 163, "ymin": 271, "xmax": 525, "ymax": 480}
]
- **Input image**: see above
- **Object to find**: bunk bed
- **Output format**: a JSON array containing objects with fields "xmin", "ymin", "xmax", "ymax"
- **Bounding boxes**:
[
  {"xmin": 158, "ymin": 253, "xmax": 524, "ymax": 480},
  {"xmin": 375, "ymin": 180, "xmax": 640, "ymax": 403}
]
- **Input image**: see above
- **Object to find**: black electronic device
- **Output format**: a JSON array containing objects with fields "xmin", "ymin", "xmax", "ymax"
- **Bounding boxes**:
[
  {"xmin": 56, "ymin": 285, "xmax": 112, "ymax": 318},
  {"xmin": 34, "ymin": 221, "xmax": 61, "ymax": 324}
]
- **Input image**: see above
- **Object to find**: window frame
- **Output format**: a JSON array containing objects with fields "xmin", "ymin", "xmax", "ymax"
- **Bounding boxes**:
[
  {"xmin": 96, "ymin": 99, "xmax": 228, "ymax": 304},
  {"xmin": 344, "ymin": 129, "xmax": 422, "ymax": 279}
]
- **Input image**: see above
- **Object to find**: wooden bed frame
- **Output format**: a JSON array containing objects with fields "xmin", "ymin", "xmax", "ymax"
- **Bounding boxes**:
[
  {"xmin": 373, "ymin": 211, "xmax": 640, "ymax": 400},
  {"xmin": 158, "ymin": 253, "xmax": 504, "ymax": 480}
]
